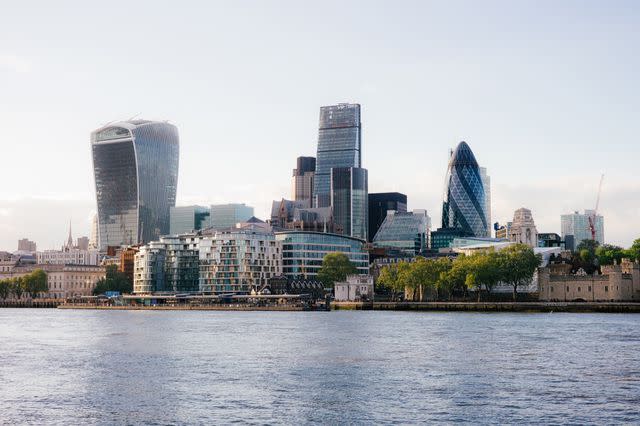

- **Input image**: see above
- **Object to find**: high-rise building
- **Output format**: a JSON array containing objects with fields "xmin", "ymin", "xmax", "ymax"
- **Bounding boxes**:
[
  {"xmin": 275, "ymin": 231, "xmax": 369, "ymax": 280},
  {"xmin": 89, "ymin": 214, "xmax": 98, "ymax": 249},
  {"xmin": 368, "ymin": 192, "xmax": 407, "ymax": 242},
  {"xmin": 561, "ymin": 210, "xmax": 604, "ymax": 249},
  {"xmin": 509, "ymin": 208, "xmax": 538, "ymax": 248},
  {"xmin": 170, "ymin": 205, "xmax": 210, "ymax": 235},
  {"xmin": 292, "ymin": 156, "xmax": 315, "ymax": 206},
  {"xmin": 17, "ymin": 239, "xmax": 36, "ymax": 252},
  {"xmin": 91, "ymin": 120, "xmax": 179, "ymax": 250},
  {"xmin": 480, "ymin": 167, "xmax": 491, "ymax": 228},
  {"xmin": 441, "ymin": 141, "xmax": 489, "ymax": 237},
  {"xmin": 76, "ymin": 237, "xmax": 89, "ymax": 251},
  {"xmin": 372, "ymin": 210, "xmax": 431, "ymax": 255},
  {"xmin": 209, "ymin": 204, "xmax": 254, "ymax": 229},
  {"xmin": 313, "ymin": 103, "xmax": 361, "ymax": 207},
  {"xmin": 331, "ymin": 167, "xmax": 368, "ymax": 241}
]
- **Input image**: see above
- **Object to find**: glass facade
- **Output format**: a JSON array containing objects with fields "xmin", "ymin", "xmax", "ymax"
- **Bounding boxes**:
[
  {"xmin": 170, "ymin": 205, "xmax": 210, "ymax": 235},
  {"xmin": 561, "ymin": 210, "xmax": 604, "ymax": 249},
  {"xmin": 331, "ymin": 167, "xmax": 368, "ymax": 241},
  {"xmin": 275, "ymin": 231, "xmax": 369, "ymax": 280},
  {"xmin": 441, "ymin": 141, "xmax": 489, "ymax": 237},
  {"xmin": 368, "ymin": 192, "xmax": 408, "ymax": 243},
  {"xmin": 91, "ymin": 120, "xmax": 179, "ymax": 250},
  {"xmin": 372, "ymin": 210, "xmax": 430, "ymax": 255},
  {"xmin": 313, "ymin": 104, "xmax": 361, "ymax": 207},
  {"xmin": 209, "ymin": 204, "xmax": 254, "ymax": 229}
]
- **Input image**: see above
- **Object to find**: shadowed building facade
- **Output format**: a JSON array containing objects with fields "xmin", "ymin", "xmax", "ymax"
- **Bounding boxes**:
[
  {"xmin": 313, "ymin": 103, "xmax": 361, "ymax": 208},
  {"xmin": 91, "ymin": 120, "xmax": 179, "ymax": 250},
  {"xmin": 441, "ymin": 141, "xmax": 489, "ymax": 238}
]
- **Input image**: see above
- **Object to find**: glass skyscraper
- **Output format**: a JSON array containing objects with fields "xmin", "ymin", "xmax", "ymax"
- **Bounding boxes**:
[
  {"xmin": 91, "ymin": 120, "xmax": 179, "ymax": 250},
  {"xmin": 368, "ymin": 192, "xmax": 408, "ymax": 243},
  {"xmin": 372, "ymin": 210, "xmax": 430, "ymax": 255},
  {"xmin": 331, "ymin": 167, "xmax": 368, "ymax": 241},
  {"xmin": 561, "ymin": 210, "xmax": 604, "ymax": 249},
  {"xmin": 313, "ymin": 103, "xmax": 361, "ymax": 208},
  {"xmin": 441, "ymin": 141, "xmax": 489, "ymax": 237}
]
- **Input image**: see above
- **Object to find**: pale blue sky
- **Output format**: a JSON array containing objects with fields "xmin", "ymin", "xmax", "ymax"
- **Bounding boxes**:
[{"xmin": 1, "ymin": 0, "xmax": 639, "ymax": 249}]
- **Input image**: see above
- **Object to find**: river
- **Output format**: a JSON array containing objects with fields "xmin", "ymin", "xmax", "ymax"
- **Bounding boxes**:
[{"xmin": 0, "ymin": 309, "xmax": 638, "ymax": 424}]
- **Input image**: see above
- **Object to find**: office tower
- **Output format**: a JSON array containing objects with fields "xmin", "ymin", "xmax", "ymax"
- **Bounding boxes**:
[
  {"xmin": 89, "ymin": 213, "xmax": 98, "ymax": 249},
  {"xmin": 441, "ymin": 141, "xmax": 489, "ymax": 237},
  {"xmin": 508, "ymin": 208, "xmax": 538, "ymax": 247},
  {"xmin": 17, "ymin": 239, "xmax": 37, "ymax": 252},
  {"xmin": 76, "ymin": 237, "xmax": 90, "ymax": 251},
  {"xmin": 372, "ymin": 210, "xmax": 431, "ymax": 255},
  {"xmin": 561, "ymin": 210, "xmax": 604, "ymax": 248},
  {"xmin": 292, "ymin": 156, "xmax": 315, "ymax": 206},
  {"xmin": 313, "ymin": 103, "xmax": 361, "ymax": 207},
  {"xmin": 275, "ymin": 231, "xmax": 369, "ymax": 280},
  {"xmin": 368, "ymin": 192, "xmax": 407, "ymax": 242},
  {"xmin": 209, "ymin": 204, "xmax": 254, "ymax": 229},
  {"xmin": 480, "ymin": 167, "xmax": 491, "ymax": 228},
  {"xmin": 170, "ymin": 205, "xmax": 211, "ymax": 235},
  {"xmin": 91, "ymin": 120, "xmax": 179, "ymax": 250},
  {"xmin": 331, "ymin": 167, "xmax": 368, "ymax": 240}
]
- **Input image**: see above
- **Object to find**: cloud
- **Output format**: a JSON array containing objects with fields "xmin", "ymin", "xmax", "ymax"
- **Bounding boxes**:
[{"xmin": 0, "ymin": 55, "xmax": 31, "ymax": 73}]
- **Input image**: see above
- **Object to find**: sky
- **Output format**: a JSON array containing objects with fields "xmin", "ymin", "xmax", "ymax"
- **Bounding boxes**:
[{"xmin": 1, "ymin": 0, "xmax": 639, "ymax": 250}]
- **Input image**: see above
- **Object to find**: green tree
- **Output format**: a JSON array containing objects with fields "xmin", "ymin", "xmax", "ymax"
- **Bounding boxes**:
[
  {"xmin": 466, "ymin": 251, "xmax": 502, "ymax": 301},
  {"xmin": 498, "ymin": 244, "xmax": 541, "ymax": 301},
  {"xmin": 377, "ymin": 263, "xmax": 404, "ymax": 301},
  {"xmin": 595, "ymin": 244, "xmax": 626, "ymax": 266},
  {"xmin": 0, "ymin": 279, "xmax": 10, "ymax": 300},
  {"xmin": 93, "ymin": 265, "xmax": 132, "ymax": 295},
  {"xmin": 11, "ymin": 277, "xmax": 24, "ymax": 300},
  {"xmin": 22, "ymin": 269, "xmax": 48, "ymax": 299},
  {"xmin": 442, "ymin": 254, "xmax": 472, "ymax": 299},
  {"xmin": 317, "ymin": 253, "xmax": 357, "ymax": 288},
  {"xmin": 626, "ymin": 238, "xmax": 640, "ymax": 261}
]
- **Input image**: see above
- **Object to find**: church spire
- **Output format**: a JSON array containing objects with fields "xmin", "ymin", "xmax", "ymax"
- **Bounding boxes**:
[{"xmin": 66, "ymin": 219, "xmax": 73, "ymax": 250}]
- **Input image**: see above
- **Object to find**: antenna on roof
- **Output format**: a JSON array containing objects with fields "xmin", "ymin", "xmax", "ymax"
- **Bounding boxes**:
[{"xmin": 127, "ymin": 113, "xmax": 141, "ymax": 121}]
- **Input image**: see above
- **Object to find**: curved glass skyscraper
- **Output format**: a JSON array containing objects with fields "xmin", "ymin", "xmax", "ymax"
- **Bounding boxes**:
[
  {"xmin": 441, "ymin": 141, "xmax": 488, "ymax": 237},
  {"xmin": 91, "ymin": 120, "xmax": 179, "ymax": 249}
]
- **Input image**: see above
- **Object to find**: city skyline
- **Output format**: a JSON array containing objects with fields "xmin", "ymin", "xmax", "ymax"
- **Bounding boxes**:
[{"xmin": 1, "ymin": 1, "xmax": 639, "ymax": 249}]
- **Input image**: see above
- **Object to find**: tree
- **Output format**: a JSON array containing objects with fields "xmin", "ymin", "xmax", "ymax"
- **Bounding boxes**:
[
  {"xmin": 465, "ymin": 251, "xmax": 502, "ymax": 301},
  {"xmin": 576, "ymin": 239, "xmax": 600, "ymax": 254},
  {"xmin": 442, "ymin": 254, "xmax": 472, "ymax": 299},
  {"xmin": 317, "ymin": 253, "xmax": 357, "ymax": 288},
  {"xmin": 377, "ymin": 264, "xmax": 404, "ymax": 301},
  {"xmin": 595, "ymin": 244, "xmax": 626, "ymax": 266},
  {"xmin": 11, "ymin": 277, "xmax": 24, "ymax": 300},
  {"xmin": 22, "ymin": 269, "xmax": 48, "ymax": 299},
  {"xmin": 627, "ymin": 238, "xmax": 640, "ymax": 261},
  {"xmin": 0, "ymin": 279, "xmax": 10, "ymax": 300},
  {"xmin": 93, "ymin": 265, "xmax": 132, "ymax": 295},
  {"xmin": 498, "ymin": 244, "xmax": 541, "ymax": 301}
]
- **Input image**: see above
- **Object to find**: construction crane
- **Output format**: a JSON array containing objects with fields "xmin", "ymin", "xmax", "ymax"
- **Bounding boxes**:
[{"xmin": 588, "ymin": 174, "xmax": 604, "ymax": 241}]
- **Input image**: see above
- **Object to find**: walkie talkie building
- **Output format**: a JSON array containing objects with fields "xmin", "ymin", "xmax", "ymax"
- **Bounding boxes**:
[
  {"xmin": 441, "ymin": 141, "xmax": 489, "ymax": 237},
  {"xmin": 91, "ymin": 120, "xmax": 179, "ymax": 250}
]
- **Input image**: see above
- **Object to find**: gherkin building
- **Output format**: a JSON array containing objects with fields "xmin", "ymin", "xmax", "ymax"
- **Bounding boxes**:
[{"xmin": 441, "ymin": 141, "xmax": 489, "ymax": 237}]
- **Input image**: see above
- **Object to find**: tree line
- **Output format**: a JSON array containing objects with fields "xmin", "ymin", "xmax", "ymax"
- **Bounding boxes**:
[
  {"xmin": 0, "ymin": 269, "xmax": 48, "ymax": 300},
  {"xmin": 377, "ymin": 244, "xmax": 541, "ymax": 302},
  {"xmin": 566, "ymin": 238, "xmax": 640, "ymax": 275}
]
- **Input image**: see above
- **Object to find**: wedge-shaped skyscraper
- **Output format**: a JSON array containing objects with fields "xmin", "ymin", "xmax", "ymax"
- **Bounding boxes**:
[
  {"xmin": 91, "ymin": 120, "xmax": 179, "ymax": 249},
  {"xmin": 441, "ymin": 141, "xmax": 489, "ymax": 237}
]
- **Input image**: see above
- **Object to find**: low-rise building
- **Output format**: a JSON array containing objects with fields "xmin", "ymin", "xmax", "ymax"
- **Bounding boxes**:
[
  {"xmin": 37, "ymin": 249, "xmax": 100, "ymax": 266},
  {"xmin": 334, "ymin": 275, "xmax": 374, "ymax": 301},
  {"xmin": 538, "ymin": 260, "xmax": 640, "ymax": 302},
  {"xmin": 0, "ymin": 264, "xmax": 106, "ymax": 299}
]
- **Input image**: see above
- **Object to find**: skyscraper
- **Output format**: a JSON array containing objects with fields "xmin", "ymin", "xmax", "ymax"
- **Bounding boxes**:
[
  {"xmin": 170, "ymin": 205, "xmax": 211, "ymax": 235},
  {"xmin": 292, "ymin": 156, "xmax": 315, "ymax": 206},
  {"xmin": 480, "ymin": 167, "xmax": 491, "ymax": 229},
  {"xmin": 561, "ymin": 210, "xmax": 604, "ymax": 249},
  {"xmin": 313, "ymin": 103, "xmax": 361, "ymax": 208},
  {"xmin": 372, "ymin": 209, "xmax": 431, "ymax": 255},
  {"xmin": 441, "ymin": 141, "xmax": 489, "ymax": 237},
  {"xmin": 368, "ymin": 192, "xmax": 407, "ymax": 242},
  {"xmin": 91, "ymin": 120, "xmax": 179, "ymax": 250},
  {"xmin": 331, "ymin": 167, "xmax": 368, "ymax": 241}
]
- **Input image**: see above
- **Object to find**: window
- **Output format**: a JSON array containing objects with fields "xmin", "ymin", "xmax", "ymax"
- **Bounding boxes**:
[
  {"xmin": 566, "ymin": 286, "xmax": 569, "ymax": 292},
  {"xmin": 578, "ymin": 287, "xmax": 581, "ymax": 292},
  {"xmin": 605, "ymin": 286, "xmax": 608, "ymax": 292}
]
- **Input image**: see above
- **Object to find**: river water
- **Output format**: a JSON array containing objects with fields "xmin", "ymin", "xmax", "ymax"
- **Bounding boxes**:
[{"xmin": 0, "ymin": 309, "xmax": 638, "ymax": 424}]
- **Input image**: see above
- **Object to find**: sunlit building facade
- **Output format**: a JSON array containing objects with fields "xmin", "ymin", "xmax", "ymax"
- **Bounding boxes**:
[
  {"xmin": 441, "ymin": 141, "xmax": 489, "ymax": 237},
  {"xmin": 91, "ymin": 120, "xmax": 179, "ymax": 250},
  {"xmin": 372, "ymin": 210, "xmax": 431, "ymax": 255},
  {"xmin": 561, "ymin": 210, "xmax": 604, "ymax": 249}
]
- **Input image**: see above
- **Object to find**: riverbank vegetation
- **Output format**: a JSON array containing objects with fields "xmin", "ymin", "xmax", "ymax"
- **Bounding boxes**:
[{"xmin": 0, "ymin": 269, "xmax": 48, "ymax": 300}]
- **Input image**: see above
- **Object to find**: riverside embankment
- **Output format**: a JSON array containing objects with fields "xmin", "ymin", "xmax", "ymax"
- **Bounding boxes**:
[{"xmin": 332, "ymin": 301, "xmax": 640, "ymax": 313}]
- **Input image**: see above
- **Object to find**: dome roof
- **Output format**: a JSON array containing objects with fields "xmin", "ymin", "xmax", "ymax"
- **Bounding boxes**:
[{"xmin": 449, "ymin": 141, "xmax": 479, "ymax": 167}]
